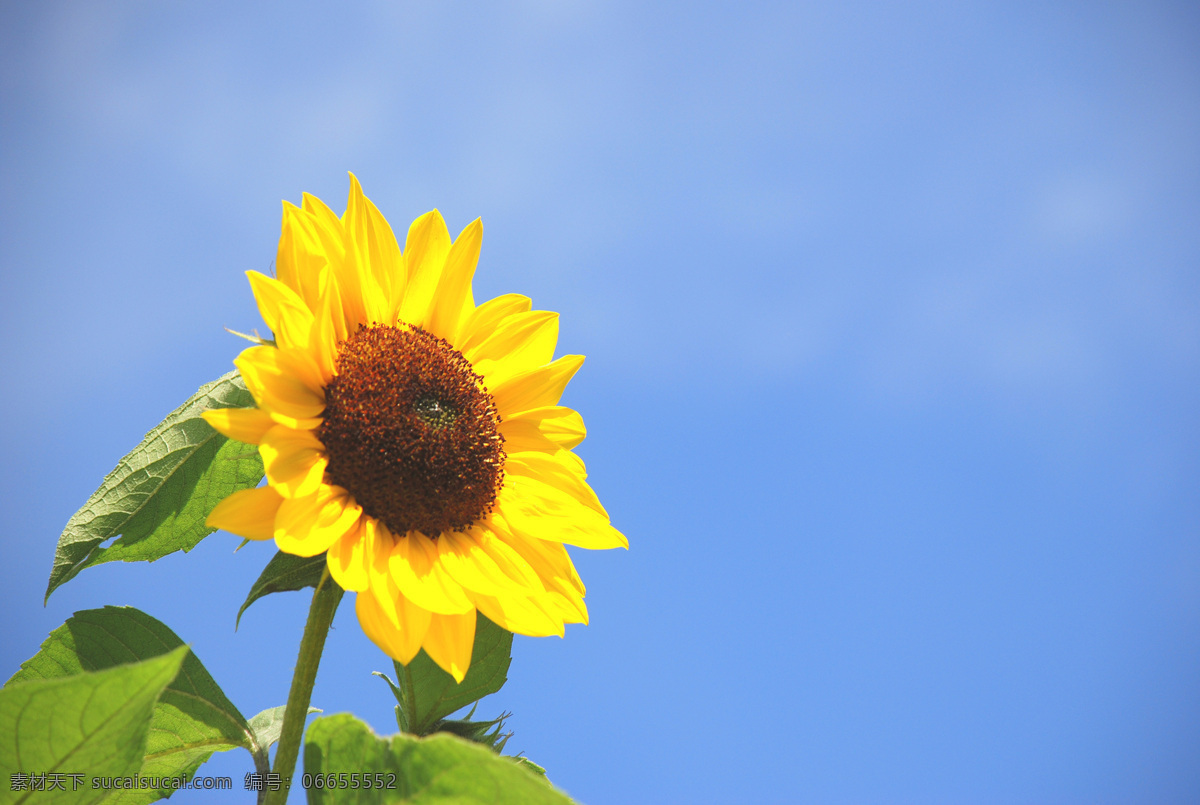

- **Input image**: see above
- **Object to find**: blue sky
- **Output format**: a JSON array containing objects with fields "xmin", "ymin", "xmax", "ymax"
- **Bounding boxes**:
[{"xmin": 2, "ymin": 2, "xmax": 1198, "ymax": 802}]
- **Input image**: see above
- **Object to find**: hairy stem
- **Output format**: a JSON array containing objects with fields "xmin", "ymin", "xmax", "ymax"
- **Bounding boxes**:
[{"xmin": 264, "ymin": 570, "xmax": 343, "ymax": 805}]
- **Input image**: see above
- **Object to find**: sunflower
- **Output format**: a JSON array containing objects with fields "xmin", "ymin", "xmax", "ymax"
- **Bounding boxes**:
[{"xmin": 203, "ymin": 175, "xmax": 626, "ymax": 681}]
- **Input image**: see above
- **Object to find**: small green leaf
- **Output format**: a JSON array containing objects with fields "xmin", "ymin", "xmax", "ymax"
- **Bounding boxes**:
[
  {"xmin": 238, "ymin": 550, "xmax": 329, "ymax": 627},
  {"xmin": 45, "ymin": 371, "xmax": 264, "ymax": 601},
  {"xmin": 249, "ymin": 705, "xmax": 322, "ymax": 754},
  {"xmin": 387, "ymin": 612, "xmax": 513, "ymax": 736},
  {"xmin": 5, "ymin": 607, "xmax": 254, "ymax": 804},
  {"xmin": 303, "ymin": 713, "xmax": 573, "ymax": 805},
  {"xmin": 0, "ymin": 645, "xmax": 188, "ymax": 805}
]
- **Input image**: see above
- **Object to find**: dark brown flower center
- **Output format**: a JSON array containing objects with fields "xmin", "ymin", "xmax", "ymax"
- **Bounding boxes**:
[{"xmin": 317, "ymin": 323, "xmax": 504, "ymax": 537}]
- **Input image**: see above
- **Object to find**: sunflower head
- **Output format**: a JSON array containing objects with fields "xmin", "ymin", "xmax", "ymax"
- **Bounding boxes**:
[
  {"xmin": 203, "ymin": 175, "xmax": 626, "ymax": 681},
  {"xmin": 318, "ymin": 322, "xmax": 505, "ymax": 537}
]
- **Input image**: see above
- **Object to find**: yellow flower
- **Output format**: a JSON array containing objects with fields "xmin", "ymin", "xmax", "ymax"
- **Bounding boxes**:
[{"xmin": 204, "ymin": 175, "xmax": 626, "ymax": 681}]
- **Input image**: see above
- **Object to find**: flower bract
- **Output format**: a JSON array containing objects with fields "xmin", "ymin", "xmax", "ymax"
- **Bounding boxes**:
[{"xmin": 204, "ymin": 175, "xmax": 626, "ymax": 681}]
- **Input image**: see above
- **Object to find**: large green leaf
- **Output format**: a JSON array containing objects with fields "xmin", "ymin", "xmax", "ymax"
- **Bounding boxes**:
[
  {"xmin": 5, "ymin": 607, "xmax": 255, "ymax": 804},
  {"xmin": 383, "ymin": 613, "xmax": 512, "ymax": 736},
  {"xmin": 303, "ymin": 714, "xmax": 572, "ymax": 805},
  {"xmin": 0, "ymin": 645, "xmax": 188, "ymax": 805},
  {"xmin": 238, "ymin": 550, "xmax": 328, "ymax": 628},
  {"xmin": 45, "ymin": 371, "xmax": 264, "ymax": 601}
]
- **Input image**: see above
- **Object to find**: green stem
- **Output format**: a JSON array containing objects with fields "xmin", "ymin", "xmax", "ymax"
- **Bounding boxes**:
[
  {"xmin": 398, "ymin": 660, "xmax": 418, "ymax": 734},
  {"xmin": 264, "ymin": 570, "xmax": 343, "ymax": 805}
]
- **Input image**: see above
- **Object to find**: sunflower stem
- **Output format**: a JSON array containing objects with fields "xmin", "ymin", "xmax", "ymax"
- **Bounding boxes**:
[{"xmin": 264, "ymin": 569, "xmax": 343, "ymax": 805}]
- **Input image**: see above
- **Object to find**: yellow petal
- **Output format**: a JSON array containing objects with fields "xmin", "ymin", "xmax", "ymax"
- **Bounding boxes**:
[
  {"xmin": 435, "ymin": 528, "xmax": 544, "ymax": 598},
  {"xmin": 274, "ymin": 485, "xmax": 362, "ymax": 557},
  {"xmin": 355, "ymin": 588, "xmax": 430, "ymax": 666},
  {"xmin": 258, "ymin": 424, "xmax": 328, "ymax": 498},
  {"xmin": 206, "ymin": 485, "xmax": 283, "ymax": 541},
  {"xmin": 472, "ymin": 592, "xmax": 564, "ymax": 638},
  {"xmin": 343, "ymin": 173, "xmax": 402, "ymax": 310},
  {"xmin": 308, "ymin": 270, "xmax": 347, "ymax": 384},
  {"xmin": 503, "ymin": 406, "xmax": 586, "ymax": 449},
  {"xmin": 396, "ymin": 210, "xmax": 453, "ymax": 328},
  {"xmin": 473, "ymin": 526, "xmax": 547, "ymax": 590},
  {"xmin": 366, "ymin": 525, "xmax": 418, "ymax": 634},
  {"xmin": 275, "ymin": 200, "xmax": 338, "ymax": 313},
  {"xmin": 421, "ymin": 610, "xmax": 476, "ymax": 683},
  {"xmin": 235, "ymin": 345, "xmax": 326, "ymax": 422},
  {"xmin": 388, "ymin": 588, "xmax": 434, "ymax": 664},
  {"xmin": 507, "ymin": 452, "xmax": 606, "ymax": 516},
  {"xmin": 488, "ymin": 510, "xmax": 586, "ymax": 597},
  {"xmin": 467, "ymin": 310, "xmax": 559, "ymax": 388},
  {"xmin": 545, "ymin": 589, "xmax": 588, "ymax": 625},
  {"xmin": 425, "ymin": 218, "xmax": 481, "ymax": 342},
  {"xmin": 330, "ymin": 251, "xmax": 370, "ymax": 332},
  {"xmin": 304, "ymin": 193, "xmax": 355, "ymax": 327},
  {"xmin": 386, "ymin": 530, "xmax": 474, "ymax": 615},
  {"xmin": 246, "ymin": 271, "xmax": 314, "ymax": 350},
  {"xmin": 303, "ymin": 191, "xmax": 342, "ymax": 226},
  {"xmin": 361, "ymin": 530, "xmax": 435, "ymax": 663},
  {"xmin": 498, "ymin": 479, "xmax": 628, "ymax": 550},
  {"xmin": 337, "ymin": 178, "xmax": 391, "ymax": 326},
  {"xmin": 497, "ymin": 417, "xmax": 556, "ymax": 455},
  {"xmin": 499, "ymin": 418, "xmax": 587, "ymax": 479},
  {"xmin": 202, "ymin": 407, "xmax": 275, "ymax": 445},
  {"xmin": 326, "ymin": 517, "xmax": 371, "ymax": 592},
  {"xmin": 491, "ymin": 354, "xmax": 584, "ymax": 417},
  {"xmin": 302, "ymin": 191, "xmax": 380, "ymax": 333},
  {"xmin": 456, "ymin": 294, "xmax": 533, "ymax": 355}
]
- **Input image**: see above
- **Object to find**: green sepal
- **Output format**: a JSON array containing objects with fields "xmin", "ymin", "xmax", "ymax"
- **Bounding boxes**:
[
  {"xmin": 4, "ymin": 606, "xmax": 255, "ymax": 804},
  {"xmin": 237, "ymin": 550, "xmax": 328, "ymax": 627},
  {"xmin": 376, "ymin": 611, "xmax": 513, "ymax": 736},
  {"xmin": 434, "ymin": 703, "xmax": 514, "ymax": 754},
  {"xmin": 303, "ymin": 713, "xmax": 573, "ymax": 805},
  {"xmin": 0, "ymin": 645, "xmax": 188, "ymax": 805},
  {"xmin": 45, "ymin": 370, "xmax": 264, "ymax": 601}
]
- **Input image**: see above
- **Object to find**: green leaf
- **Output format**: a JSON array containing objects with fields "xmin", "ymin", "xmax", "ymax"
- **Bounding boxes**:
[
  {"xmin": 238, "ymin": 550, "xmax": 328, "ymax": 628},
  {"xmin": 249, "ymin": 705, "xmax": 322, "ymax": 754},
  {"xmin": 386, "ymin": 612, "xmax": 513, "ymax": 736},
  {"xmin": 5, "ymin": 607, "xmax": 254, "ymax": 804},
  {"xmin": 303, "ymin": 713, "xmax": 574, "ymax": 805},
  {"xmin": 0, "ymin": 645, "xmax": 188, "ymax": 805},
  {"xmin": 45, "ymin": 370, "xmax": 264, "ymax": 601}
]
